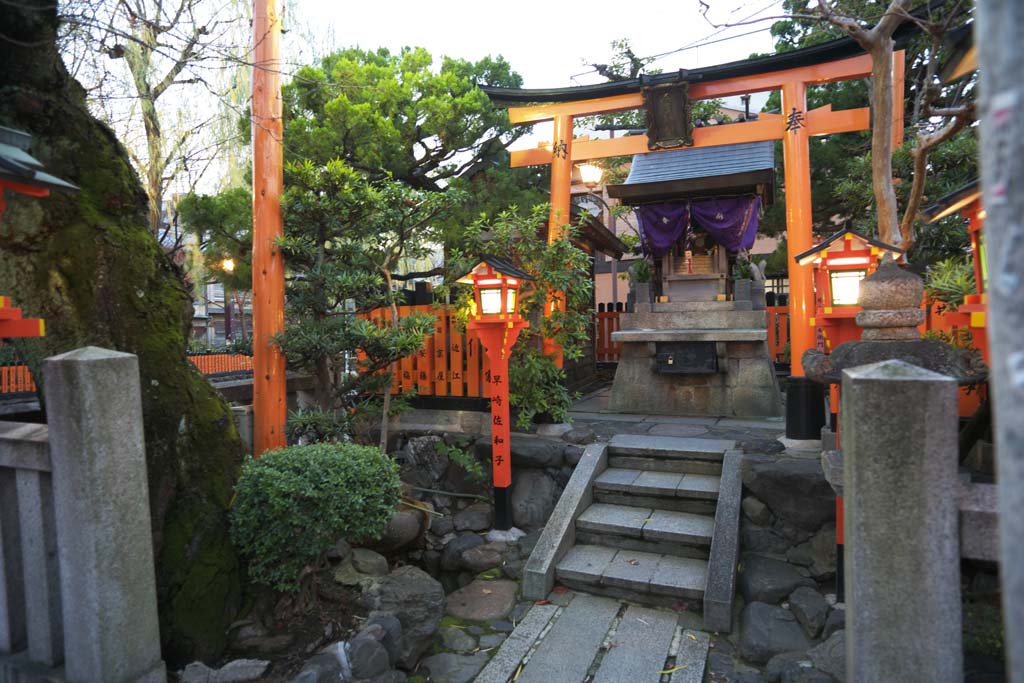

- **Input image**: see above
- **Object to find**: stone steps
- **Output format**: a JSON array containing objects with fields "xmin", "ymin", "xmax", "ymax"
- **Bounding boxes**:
[
  {"xmin": 577, "ymin": 502, "xmax": 714, "ymax": 552},
  {"xmin": 521, "ymin": 435, "xmax": 742, "ymax": 634},
  {"xmin": 608, "ymin": 434, "xmax": 735, "ymax": 460},
  {"xmin": 556, "ymin": 544, "xmax": 708, "ymax": 602},
  {"xmin": 595, "ymin": 467, "xmax": 721, "ymax": 500}
]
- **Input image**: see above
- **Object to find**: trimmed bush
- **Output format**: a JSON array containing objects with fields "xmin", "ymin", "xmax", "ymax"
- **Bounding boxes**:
[{"xmin": 230, "ymin": 442, "xmax": 401, "ymax": 591}]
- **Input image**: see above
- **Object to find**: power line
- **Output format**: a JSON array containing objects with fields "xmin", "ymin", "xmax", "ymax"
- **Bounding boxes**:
[{"xmin": 570, "ymin": 0, "xmax": 779, "ymax": 82}]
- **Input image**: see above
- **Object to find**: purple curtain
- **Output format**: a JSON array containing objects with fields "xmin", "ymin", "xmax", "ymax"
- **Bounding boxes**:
[
  {"xmin": 689, "ymin": 196, "xmax": 761, "ymax": 252},
  {"xmin": 636, "ymin": 203, "xmax": 690, "ymax": 257}
]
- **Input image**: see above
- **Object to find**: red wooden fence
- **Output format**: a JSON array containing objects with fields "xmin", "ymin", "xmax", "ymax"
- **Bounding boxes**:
[
  {"xmin": 594, "ymin": 311, "xmax": 622, "ymax": 362},
  {"xmin": 766, "ymin": 306, "xmax": 791, "ymax": 363},
  {"xmin": 188, "ymin": 353, "xmax": 254, "ymax": 375},
  {"xmin": 0, "ymin": 365, "xmax": 35, "ymax": 394},
  {"xmin": 0, "ymin": 353, "xmax": 255, "ymax": 394},
  {"xmin": 359, "ymin": 305, "xmax": 492, "ymax": 398}
]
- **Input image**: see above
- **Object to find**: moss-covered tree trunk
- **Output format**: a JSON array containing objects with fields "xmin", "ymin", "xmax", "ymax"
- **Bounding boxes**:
[{"xmin": 0, "ymin": 3, "xmax": 245, "ymax": 665}]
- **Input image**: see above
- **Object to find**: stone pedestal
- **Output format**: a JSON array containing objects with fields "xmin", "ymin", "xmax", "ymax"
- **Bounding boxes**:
[
  {"xmin": 609, "ymin": 302, "xmax": 782, "ymax": 417},
  {"xmin": 841, "ymin": 359, "xmax": 961, "ymax": 683}
]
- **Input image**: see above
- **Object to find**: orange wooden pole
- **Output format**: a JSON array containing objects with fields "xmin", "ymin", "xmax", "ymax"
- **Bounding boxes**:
[
  {"xmin": 251, "ymin": 0, "xmax": 287, "ymax": 455},
  {"xmin": 544, "ymin": 114, "xmax": 573, "ymax": 367},
  {"xmin": 782, "ymin": 81, "xmax": 815, "ymax": 377}
]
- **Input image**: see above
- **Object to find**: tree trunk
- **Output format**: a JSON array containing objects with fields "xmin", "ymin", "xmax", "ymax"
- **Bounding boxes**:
[
  {"xmin": 379, "ymin": 269, "xmax": 397, "ymax": 453},
  {"xmin": 0, "ymin": 2, "xmax": 245, "ymax": 665},
  {"xmin": 869, "ymin": 37, "xmax": 900, "ymax": 246},
  {"xmin": 977, "ymin": 1, "xmax": 1024, "ymax": 677}
]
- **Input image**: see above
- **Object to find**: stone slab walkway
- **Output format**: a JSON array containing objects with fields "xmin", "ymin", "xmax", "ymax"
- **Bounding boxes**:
[{"xmin": 474, "ymin": 590, "xmax": 709, "ymax": 683}]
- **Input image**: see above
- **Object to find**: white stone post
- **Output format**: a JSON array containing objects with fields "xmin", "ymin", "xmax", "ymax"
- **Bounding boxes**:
[
  {"xmin": 44, "ymin": 347, "xmax": 165, "ymax": 683},
  {"xmin": 841, "ymin": 359, "xmax": 961, "ymax": 683}
]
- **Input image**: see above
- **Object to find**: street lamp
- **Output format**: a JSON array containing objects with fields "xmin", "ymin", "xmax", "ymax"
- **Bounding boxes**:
[{"xmin": 457, "ymin": 256, "xmax": 533, "ymax": 531}]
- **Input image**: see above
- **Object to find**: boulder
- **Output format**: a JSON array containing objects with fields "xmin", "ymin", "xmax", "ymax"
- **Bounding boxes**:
[
  {"xmin": 535, "ymin": 423, "xmax": 573, "ymax": 438},
  {"xmin": 358, "ymin": 673, "xmax": 408, "ymax": 683},
  {"xmin": 180, "ymin": 659, "xmax": 270, "ymax": 683},
  {"xmin": 460, "ymin": 542, "xmax": 506, "ymax": 573},
  {"xmin": 739, "ymin": 554, "xmax": 816, "ymax": 604},
  {"xmin": 705, "ymin": 651, "xmax": 769, "ymax": 683},
  {"xmin": 782, "ymin": 668, "xmax": 837, "ymax": 683},
  {"xmin": 365, "ymin": 613, "xmax": 403, "ymax": 667},
  {"xmin": 453, "ymin": 503, "xmax": 492, "ymax": 532},
  {"xmin": 741, "ymin": 523, "xmax": 792, "ymax": 556},
  {"xmin": 564, "ymin": 445, "xmax": 586, "ymax": 466},
  {"xmin": 510, "ymin": 470, "xmax": 560, "ymax": 528},
  {"xmin": 743, "ymin": 459, "xmax": 835, "ymax": 531},
  {"xmin": 509, "ymin": 435, "xmax": 565, "ymax": 468},
  {"xmin": 349, "ymin": 636, "xmax": 391, "ymax": 680},
  {"xmin": 419, "ymin": 652, "xmax": 489, "ymax": 683},
  {"xmin": 738, "ymin": 602, "xmax": 812, "ymax": 664},
  {"xmin": 403, "ymin": 435, "xmax": 445, "ymax": 472},
  {"xmin": 441, "ymin": 533, "xmax": 485, "ymax": 571},
  {"xmin": 431, "ymin": 516, "xmax": 455, "ymax": 536},
  {"xmin": 563, "ymin": 426, "xmax": 597, "ymax": 445},
  {"xmin": 439, "ymin": 625, "xmax": 477, "ymax": 653},
  {"xmin": 326, "ymin": 538, "xmax": 352, "ymax": 562},
  {"xmin": 352, "ymin": 548, "xmax": 389, "ymax": 576},
  {"xmin": 822, "ymin": 609, "xmax": 845, "ymax": 639},
  {"xmin": 290, "ymin": 641, "xmax": 349, "ymax": 683},
  {"xmin": 362, "ymin": 566, "xmax": 445, "ymax": 669},
  {"xmin": 371, "ymin": 509, "xmax": 424, "ymax": 553},
  {"xmin": 766, "ymin": 652, "xmax": 812, "ymax": 682},
  {"xmin": 788, "ymin": 587, "xmax": 829, "ymax": 638},
  {"xmin": 743, "ymin": 496, "xmax": 773, "ymax": 526},
  {"xmin": 445, "ymin": 579, "xmax": 518, "ymax": 621},
  {"xmin": 807, "ymin": 524, "xmax": 837, "ymax": 579},
  {"xmin": 808, "ymin": 630, "xmax": 845, "ymax": 682}
]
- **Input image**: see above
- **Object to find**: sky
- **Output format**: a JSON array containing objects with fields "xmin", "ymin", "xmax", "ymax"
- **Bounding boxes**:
[{"xmin": 290, "ymin": 0, "xmax": 783, "ymax": 143}]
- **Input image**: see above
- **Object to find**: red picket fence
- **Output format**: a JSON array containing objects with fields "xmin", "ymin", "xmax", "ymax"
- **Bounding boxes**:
[
  {"xmin": 0, "ymin": 353, "xmax": 255, "ymax": 395},
  {"xmin": 766, "ymin": 306, "xmax": 791, "ymax": 363},
  {"xmin": 359, "ymin": 304, "xmax": 492, "ymax": 398},
  {"xmin": 594, "ymin": 311, "xmax": 622, "ymax": 362},
  {"xmin": 0, "ymin": 365, "xmax": 36, "ymax": 394},
  {"xmin": 188, "ymin": 353, "xmax": 254, "ymax": 375}
]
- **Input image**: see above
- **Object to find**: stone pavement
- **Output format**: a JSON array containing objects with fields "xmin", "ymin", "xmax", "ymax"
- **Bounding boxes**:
[
  {"xmin": 474, "ymin": 589, "xmax": 710, "ymax": 683},
  {"xmin": 568, "ymin": 386, "xmax": 787, "ymax": 445}
]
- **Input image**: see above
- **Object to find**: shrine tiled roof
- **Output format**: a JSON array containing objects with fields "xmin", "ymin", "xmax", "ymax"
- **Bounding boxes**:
[{"xmin": 623, "ymin": 141, "xmax": 774, "ymax": 185}]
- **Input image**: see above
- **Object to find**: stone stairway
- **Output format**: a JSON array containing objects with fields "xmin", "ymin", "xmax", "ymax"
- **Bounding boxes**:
[
  {"xmin": 474, "ymin": 592, "xmax": 711, "ymax": 683},
  {"xmin": 521, "ymin": 434, "xmax": 742, "ymax": 633}
]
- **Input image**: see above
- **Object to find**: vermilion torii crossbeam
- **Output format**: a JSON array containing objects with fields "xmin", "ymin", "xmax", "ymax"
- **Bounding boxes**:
[{"xmin": 503, "ymin": 51, "xmax": 905, "ymax": 377}]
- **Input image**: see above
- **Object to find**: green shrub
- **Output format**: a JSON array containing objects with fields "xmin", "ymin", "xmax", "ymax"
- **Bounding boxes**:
[
  {"xmin": 925, "ymin": 256, "xmax": 975, "ymax": 311},
  {"xmin": 436, "ymin": 441, "xmax": 486, "ymax": 482},
  {"xmin": 230, "ymin": 442, "xmax": 401, "ymax": 591}
]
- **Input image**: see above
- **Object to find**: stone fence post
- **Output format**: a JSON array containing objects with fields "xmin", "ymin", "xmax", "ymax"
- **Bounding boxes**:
[
  {"xmin": 841, "ymin": 359, "xmax": 961, "ymax": 683},
  {"xmin": 44, "ymin": 347, "xmax": 165, "ymax": 683}
]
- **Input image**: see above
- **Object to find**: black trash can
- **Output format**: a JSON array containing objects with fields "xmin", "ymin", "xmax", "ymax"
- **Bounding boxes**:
[{"xmin": 786, "ymin": 376, "xmax": 826, "ymax": 439}]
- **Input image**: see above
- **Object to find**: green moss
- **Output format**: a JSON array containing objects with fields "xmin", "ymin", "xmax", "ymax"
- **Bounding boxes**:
[
  {"xmin": 0, "ymin": 27, "xmax": 248, "ymax": 666},
  {"xmin": 963, "ymin": 600, "xmax": 1004, "ymax": 659},
  {"xmin": 476, "ymin": 569, "xmax": 502, "ymax": 580}
]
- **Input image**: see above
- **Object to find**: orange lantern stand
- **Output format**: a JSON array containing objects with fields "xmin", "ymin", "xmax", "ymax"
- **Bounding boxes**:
[
  {"xmin": 794, "ymin": 228, "xmax": 904, "ymax": 429},
  {"xmin": 457, "ymin": 257, "xmax": 533, "ymax": 530}
]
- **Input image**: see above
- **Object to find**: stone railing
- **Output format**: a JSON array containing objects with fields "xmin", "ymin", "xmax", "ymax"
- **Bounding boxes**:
[{"xmin": 0, "ymin": 347, "xmax": 165, "ymax": 683}]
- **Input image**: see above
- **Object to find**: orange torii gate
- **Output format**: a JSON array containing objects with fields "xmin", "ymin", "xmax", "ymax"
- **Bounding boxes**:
[{"xmin": 483, "ymin": 49, "xmax": 905, "ymax": 377}]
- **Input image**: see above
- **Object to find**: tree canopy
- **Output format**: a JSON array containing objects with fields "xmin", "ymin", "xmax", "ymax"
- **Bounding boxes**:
[
  {"xmin": 759, "ymin": 0, "xmax": 976, "ymax": 261},
  {"xmin": 283, "ymin": 47, "xmax": 527, "ymax": 192}
]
